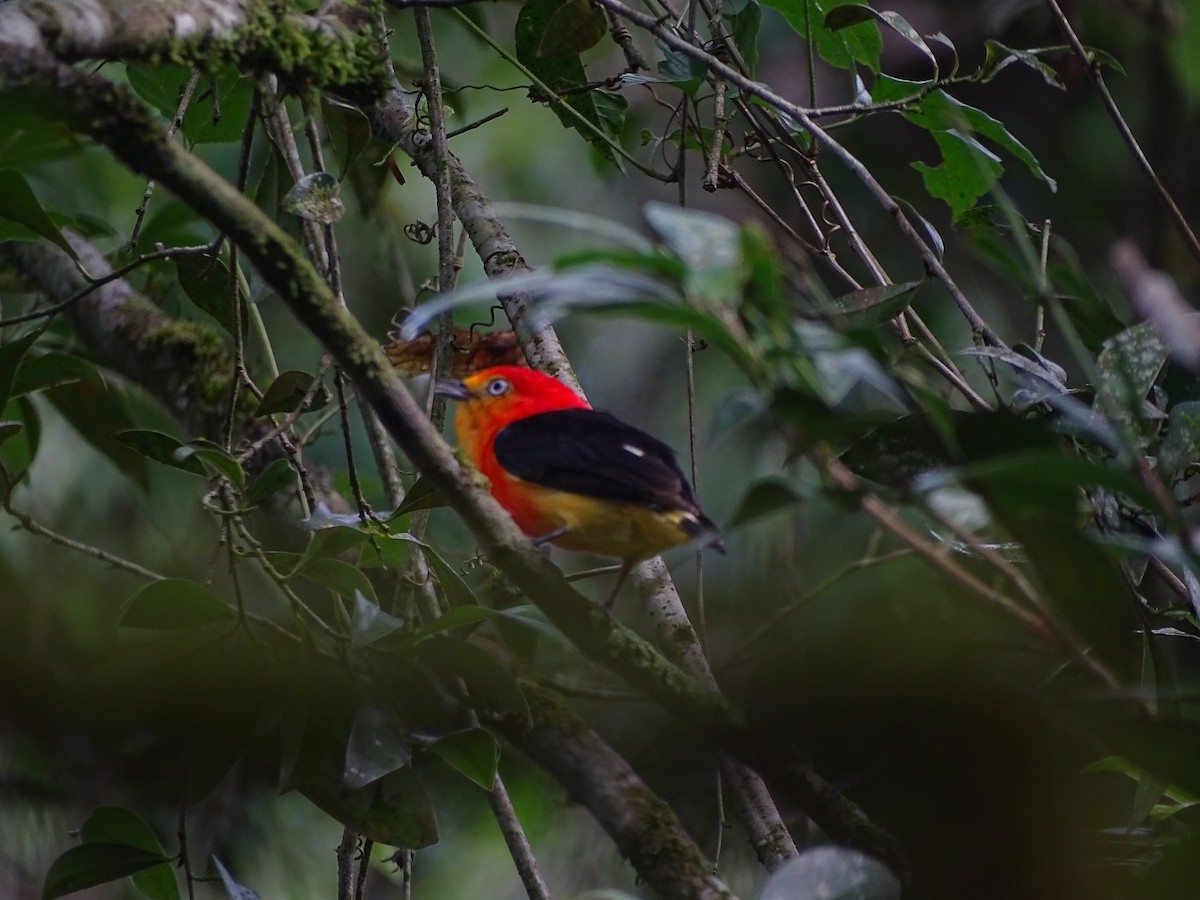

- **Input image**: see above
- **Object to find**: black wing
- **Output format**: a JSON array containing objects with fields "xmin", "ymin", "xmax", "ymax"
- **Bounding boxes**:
[{"xmin": 493, "ymin": 408, "xmax": 701, "ymax": 513}]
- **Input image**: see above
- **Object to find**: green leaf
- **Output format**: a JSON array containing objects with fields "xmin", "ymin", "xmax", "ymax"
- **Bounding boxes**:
[
  {"xmin": 177, "ymin": 440, "xmax": 245, "ymax": 491},
  {"xmin": 0, "ymin": 170, "xmax": 78, "ymax": 260},
  {"xmin": 428, "ymin": 728, "xmax": 499, "ymax": 790},
  {"xmin": 344, "ymin": 703, "xmax": 413, "ymax": 791},
  {"xmin": 515, "ymin": 0, "xmax": 628, "ymax": 167},
  {"xmin": 402, "ymin": 535, "xmax": 478, "ymax": 608},
  {"xmin": 48, "ymin": 382, "xmax": 148, "ymax": 487},
  {"xmin": 0, "ymin": 420, "xmax": 22, "ymax": 450},
  {"xmin": 9, "ymin": 352, "xmax": 101, "ymax": 400},
  {"xmin": 121, "ymin": 579, "xmax": 235, "ymax": 629},
  {"xmin": 655, "ymin": 39, "xmax": 708, "ymax": 94},
  {"xmin": 913, "ymin": 130, "xmax": 1004, "ymax": 221},
  {"xmin": 418, "ymin": 605, "xmax": 501, "ymax": 637},
  {"xmin": 535, "ymin": 0, "xmax": 607, "ymax": 56},
  {"xmin": 389, "ymin": 475, "xmax": 448, "ymax": 518},
  {"xmin": 980, "ymin": 40, "xmax": 1064, "ymax": 88},
  {"xmin": 296, "ymin": 558, "xmax": 377, "ymax": 603},
  {"xmin": 321, "ymin": 98, "xmax": 374, "ymax": 180},
  {"xmin": 417, "ymin": 636, "xmax": 530, "ymax": 725},
  {"xmin": 174, "ymin": 256, "xmax": 247, "ymax": 337},
  {"xmin": 300, "ymin": 761, "xmax": 438, "ymax": 848},
  {"xmin": 906, "ymin": 90, "xmax": 1056, "ymax": 198},
  {"xmin": 0, "ymin": 397, "xmax": 40, "ymax": 482},
  {"xmin": 80, "ymin": 807, "xmax": 179, "ymax": 900},
  {"xmin": 827, "ymin": 281, "xmax": 923, "ymax": 325},
  {"xmin": 0, "ymin": 331, "xmax": 41, "ymax": 412},
  {"xmin": 125, "ymin": 64, "xmax": 254, "ymax": 145},
  {"xmin": 297, "ymin": 525, "xmax": 371, "ymax": 571},
  {"xmin": 726, "ymin": 475, "xmax": 805, "ymax": 530},
  {"xmin": 245, "ymin": 458, "xmax": 297, "ymax": 506},
  {"xmin": 726, "ymin": 1, "xmax": 762, "ymax": 77},
  {"xmin": 42, "ymin": 843, "xmax": 169, "ymax": 899},
  {"xmin": 763, "ymin": 0, "xmax": 882, "ymax": 73},
  {"xmin": 1093, "ymin": 322, "xmax": 1170, "ymax": 448},
  {"xmin": 643, "ymin": 202, "xmax": 744, "ymax": 304},
  {"xmin": 1159, "ymin": 401, "xmax": 1200, "ymax": 483},
  {"xmin": 825, "ymin": 6, "xmax": 937, "ymax": 76},
  {"xmin": 115, "ymin": 429, "xmax": 206, "ymax": 477},
  {"xmin": 254, "ymin": 370, "xmax": 328, "ymax": 416},
  {"xmin": 350, "ymin": 591, "xmax": 407, "ymax": 648}
]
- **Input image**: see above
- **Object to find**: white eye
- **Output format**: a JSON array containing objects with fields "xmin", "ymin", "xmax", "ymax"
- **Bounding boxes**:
[{"xmin": 486, "ymin": 377, "xmax": 510, "ymax": 397}]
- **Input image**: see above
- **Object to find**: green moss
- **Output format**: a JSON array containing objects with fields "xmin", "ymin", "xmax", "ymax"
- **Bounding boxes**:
[
  {"xmin": 169, "ymin": 0, "xmax": 392, "ymax": 105},
  {"xmin": 142, "ymin": 320, "xmax": 250, "ymax": 436}
]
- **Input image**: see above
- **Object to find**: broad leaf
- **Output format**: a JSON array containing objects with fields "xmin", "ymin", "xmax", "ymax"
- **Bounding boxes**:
[
  {"xmin": 121, "ymin": 579, "xmax": 235, "ymax": 629},
  {"xmin": 427, "ymin": 728, "xmax": 499, "ymax": 790},
  {"xmin": 42, "ymin": 843, "xmax": 169, "ymax": 899}
]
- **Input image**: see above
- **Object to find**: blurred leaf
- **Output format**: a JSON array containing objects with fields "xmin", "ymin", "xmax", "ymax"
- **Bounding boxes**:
[
  {"xmin": 9, "ymin": 352, "xmax": 101, "ymax": 400},
  {"xmin": 1093, "ymin": 322, "xmax": 1169, "ymax": 448},
  {"xmin": 827, "ymin": 281, "xmax": 922, "ymax": 325},
  {"xmin": 759, "ymin": 846, "xmax": 900, "ymax": 900},
  {"xmin": 764, "ymin": 0, "xmax": 881, "ymax": 72},
  {"xmin": 726, "ymin": 475, "xmax": 804, "ymax": 530},
  {"xmin": 42, "ymin": 843, "xmax": 169, "ymax": 899},
  {"xmin": 283, "ymin": 172, "xmax": 345, "ymax": 225},
  {"xmin": 297, "ymin": 525, "xmax": 371, "ymax": 570},
  {"xmin": 1158, "ymin": 401, "xmax": 1200, "ymax": 483},
  {"xmin": 351, "ymin": 591, "xmax": 407, "ymax": 648},
  {"xmin": 121, "ymin": 579, "xmax": 235, "ymax": 629},
  {"xmin": 417, "ymin": 636, "xmax": 529, "ymax": 726},
  {"xmin": 709, "ymin": 387, "xmax": 770, "ymax": 444},
  {"xmin": 48, "ymin": 381, "xmax": 148, "ymax": 487},
  {"xmin": 244, "ymin": 457, "xmax": 297, "ymax": 506},
  {"xmin": 175, "ymin": 256, "xmax": 247, "ymax": 337},
  {"xmin": 115, "ymin": 429, "xmax": 206, "ymax": 477},
  {"xmin": 0, "ymin": 420, "xmax": 22, "ymax": 450},
  {"xmin": 344, "ymin": 703, "xmax": 413, "ymax": 792},
  {"xmin": 427, "ymin": 728, "xmax": 498, "ymax": 790},
  {"xmin": 643, "ymin": 202, "xmax": 743, "ymax": 304},
  {"xmin": 0, "ymin": 397, "xmax": 40, "ymax": 481},
  {"xmin": 0, "ymin": 170, "xmax": 78, "ymax": 260},
  {"xmin": 212, "ymin": 858, "xmax": 260, "ymax": 900},
  {"xmin": 296, "ymin": 558, "xmax": 377, "ymax": 603},
  {"xmin": 418, "ymin": 605, "xmax": 501, "ymax": 637},
  {"xmin": 80, "ymin": 807, "xmax": 178, "ymax": 900},
  {"xmin": 254, "ymin": 370, "xmax": 328, "ymax": 416},
  {"xmin": 0, "ymin": 331, "xmax": 40, "ymax": 412},
  {"xmin": 301, "ymin": 763, "xmax": 438, "ymax": 848}
]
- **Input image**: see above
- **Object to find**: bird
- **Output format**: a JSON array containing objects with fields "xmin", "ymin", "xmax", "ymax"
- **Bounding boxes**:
[{"xmin": 436, "ymin": 365, "xmax": 722, "ymax": 608}]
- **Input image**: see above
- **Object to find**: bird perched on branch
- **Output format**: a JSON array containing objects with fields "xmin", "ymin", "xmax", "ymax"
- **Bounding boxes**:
[{"xmin": 436, "ymin": 365, "xmax": 722, "ymax": 607}]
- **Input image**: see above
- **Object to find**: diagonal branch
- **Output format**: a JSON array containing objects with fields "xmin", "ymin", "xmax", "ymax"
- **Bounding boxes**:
[{"xmin": 0, "ymin": 48, "xmax": 911, "ymax": 883}]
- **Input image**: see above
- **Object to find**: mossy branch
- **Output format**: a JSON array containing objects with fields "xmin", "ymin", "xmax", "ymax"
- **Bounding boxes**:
[{"xmin": 0, "ymin": 46, "xmax": 911, "ymax": 882}]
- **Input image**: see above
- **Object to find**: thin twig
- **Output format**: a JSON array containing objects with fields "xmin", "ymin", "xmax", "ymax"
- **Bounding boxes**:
[
  {"xmin": 5, "ymin": 501, "xmax": 167, "ymax": 582},
  {"xmin": 1043, "ymin": 0, "xmax": 1200, "ymax": 266},
  {"xmin": 129, "ymin": 69, "xmax": 201, "ymax": 250},
  {"xmin": 488, "ymin": 774, "xmax": 552, "ymax": 900}
]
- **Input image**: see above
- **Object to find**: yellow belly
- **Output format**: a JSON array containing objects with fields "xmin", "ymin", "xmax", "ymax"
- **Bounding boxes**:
[{"xmin": 508, "ymin": 481, "xmax": 697, "ymax": 562}]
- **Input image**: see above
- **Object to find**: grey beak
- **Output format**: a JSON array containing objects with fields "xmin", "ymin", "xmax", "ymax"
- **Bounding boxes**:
[{"xmin": 434, "ymin": 378, "xmax": 473, "ymax": 400}]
